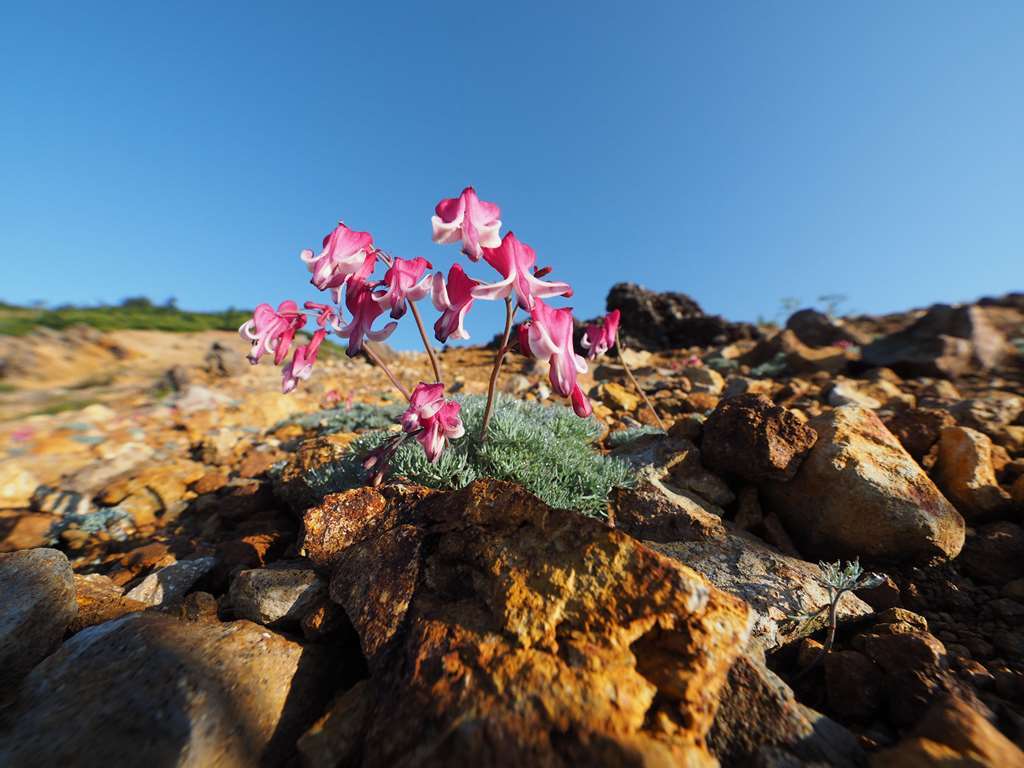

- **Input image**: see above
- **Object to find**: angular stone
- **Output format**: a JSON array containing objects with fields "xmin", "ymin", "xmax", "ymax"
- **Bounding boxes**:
[
  {"xmin": 680, "ymin": 366, "xmax": 725, "ymax": 395},
  {"xmin": 598, "ymin": 381, "xmax": 640, "ymax": 412},
  {"xmin": 0, "ymin": 464, "xmax": 39, "ymax": 509},
  {"xmin": 762, "ymin": 406, "xmax": 965, "ymax": 563},
  {"xmin": 648, "ymin": 533, "xmax": 873, "ymax": 652},
  {"xmin": 934, "ymin": 426, "xmax": 1012, "ymax": 520},
  {"xmin": 884, "ymin": 407, "xmax": 956, "ymax": 461},
  {"xmin": 959, "ymin": 522, "xmax": 1024, "ymax": 585},
  {"xmin": 0, "ymin": 512, "xmax": 54, "ymax": 553},
  {"xmin": 0, "ymin": 548, "xmax": 77, "ymax": 687},
  {"xmin": 124, "ymin": 556, "xmax": 215, "ymax": 607},
  {"xmin": 701, "ymin": 394, "xmax": 818, "ymax": 483},
  {"xmin": 316, "ymin": 479, "xmax": 751, "ymax": 767},
  {"xmin": 69, "ymin": 573, "xmax": 148, "ymax": 633},
  {"xmin": 785, "ymin": 308, "xmax": 869, "ymax": 349},
  {"xmin": 229, "ymin": 563, "xmax": 326, "ymax": 626},
  {"xmin": 0, "ymin": 613, "xmax": 335, "ymax": 767}
]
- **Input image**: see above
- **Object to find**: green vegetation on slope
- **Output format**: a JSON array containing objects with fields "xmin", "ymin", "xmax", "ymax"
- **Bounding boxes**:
[{"xmin": 0, "ymin": 297, "xmax": 252, "ymax": 336}]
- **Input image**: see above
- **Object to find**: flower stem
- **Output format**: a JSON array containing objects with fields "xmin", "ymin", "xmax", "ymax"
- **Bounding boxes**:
[
  {"xmin": 409, "ymin": 299, "xmax": 442, "ymax": 383},
  {"xmin": 480, "ymin": 297, "xmax": 516, "ymax": 440},
  {"xmin": 616, "ymin": 343, "xmax": 665, "ymax": 430},
  {"xmin": 363, "ymin": 344, "xmax": 410, "ymax": 401}
]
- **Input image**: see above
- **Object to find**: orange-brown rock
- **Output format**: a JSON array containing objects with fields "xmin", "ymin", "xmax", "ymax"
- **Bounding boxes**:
[
  {"xmin": 934, "ymin": 426, "xmax": 1012, "ymax": 520},
  {"xmin": 69, "ymin": 573, "xmax": 148, "ymax": 633},
  {"xmin": 300, "ymin": 479, "xmax": 751, "ymax": 768}
]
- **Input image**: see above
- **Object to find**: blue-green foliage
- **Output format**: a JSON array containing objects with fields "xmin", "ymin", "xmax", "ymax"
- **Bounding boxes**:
[
  {"xmin": 308, "ymin": 395, "xmax": 634, "ymax": 517},
  {"xmin": 606, "ymin": 425, "xmax": 666, "ymax": 448},
  {"xmin": 273, "ymin": 402, "xmax": 405, "ymax": 436}
]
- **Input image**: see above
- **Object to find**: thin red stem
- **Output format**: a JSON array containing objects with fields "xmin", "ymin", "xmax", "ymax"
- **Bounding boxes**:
[
  {"xmin": 616, "ymin": 343, "xmax": 665, "ymax": 430},
  {"xmin": 480, "ymin": 297, "xmax": 516, "ymax": 440},
  {"xmin": 409, "ymin": 299, "xmax": 442, "ymax": 383},
  {"xmin": 363, "ymin": 344, "xmax": 410, "ymax": 401}
]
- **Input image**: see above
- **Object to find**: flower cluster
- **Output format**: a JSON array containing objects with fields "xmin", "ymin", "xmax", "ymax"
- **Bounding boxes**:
[{"xmin": 241, "ymin": 185, "xmax": 594, "ymax": 471}]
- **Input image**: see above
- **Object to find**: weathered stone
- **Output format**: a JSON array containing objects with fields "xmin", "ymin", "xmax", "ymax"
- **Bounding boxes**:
[
  {"xmin": 0, "ymin": 613, "xmax": 335, "ymax": 767},
  {"xmin": 825, "ymin": 650, "xmax": 883, "ymax": 721},
  {"xmin": 0, "ymin": 464, "xmax": 39, "ymax": 508},
  {"xmin": 229, "ymin": 562, "xmax": 326, "ymax": 626},
  {"xmin": 862, "ymin": 304, "xmax": 1007, "ymax": 378},
  {"xmin": 741, "ymin": 329, "xmax": 850, "ymax": 375},
  {"xmin": 709, "ymin": 653, "xmax": 864, "ymax": 768},
  {"xmin": 680, "ymin": 366, "xmax": 725, "ymax": 395},
  {"xmin": 950, "ymin": 393, "xmax": 1023, "ymax": 435},
  {"xmin": 274, "ymin": 433, "xmax": 362, "ymax": 513},
  {"xmin": 69, "ymin": 573, "xmax": 148, "ymax": 633},
  {"xmin": 701, "ymin": 394, "xmax": 818, "ymax": 483},
  {"xmin": 786, "ymin": 308, "xmax": 869, "ymax": 349},
  {"xmin": 0, "ymin": 548, "xmax": 76, "ymax": 687},
  {"xmin": 0, "ymin": 512, "xmax": 53, "ymax": 552},
  {"xmin": 762, "ymin": 405, "xmax": 965, "ymax": 563},
  {"xmin": 649, "ymin": 533, "xmax": 873, "ymax": 652},
  {"xmin": 828, "ymin": 380, "xmax": 881, "ymax": 409},
  {"xmin": 934, "ymin": 427, "xmax": 1012, "ymax": 520},
  {"xmin": 959, "ymin": 522, "xmax": 1024, "ymax": 585},
  {"xmin": 598, "ymin": 381, "xmax": 640, "ymax": 412},
  {"xmin": 871, "ymin": 695, "xmax": 1024, "ymax": 767},
  {"xmin": 317, "ymin": 479, "xmax": 751, "ymax": 767},
  {"xmin": 124, "ymin": 556, "xmax": 215, "ymax": 607},
  {"xmin": 884, "ymin": 407, "xmax": 956, "ymax": 461}
]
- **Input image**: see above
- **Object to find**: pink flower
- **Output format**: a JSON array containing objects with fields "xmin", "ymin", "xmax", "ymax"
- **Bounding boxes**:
[
  {"xmin": 239, "ymin": 300, "xmax": 308, "ymax": 365},
  {"xmin": 472, "ymin": 232, "xmax": 572, "ymax": 311},
  {"xmin": 373, "ymin": 256, "xmax": 432, "ymax": 319},
  {"xmin": 417, "ymin": 401, "xmax": 464, "ymax": 463},
  {"xmin": 303, "ymin": 301, "xmax": 341, "ymax": 330},
  {"xmin": 400, "ymin": 382, "xmax": 464, "ymax": 463},
  {"xmin": 400, "ymin": 381, "xmax": 445, "ymax": 432},
  {"xmin": 335, "ymin": 278, "xmax": 398, "ymax": 357},
  {"xmin": 281, "ymin": 329, "xmax": 326, "ymax": 394},
  {"xmin": 431, "ymin": 186, "xmax": 502, "ymax": 261},
  {"xmin": 431, "ymin": 264, "xmax": 481, "ymax": 342},
  {"xmin": 580, "ymin": 309, "xmax": 620, "ymax": 360},
  {"xmin": 519, "ymin": 300, "xmax": 592, "ymax": 418},
  {"xmin": 301, "ymin": 222, "xmax": 376, "ymax": 296}
]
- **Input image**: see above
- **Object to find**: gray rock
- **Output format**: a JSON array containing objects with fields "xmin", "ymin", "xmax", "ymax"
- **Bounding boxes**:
[
  {"xmin": 0, "ymin": 548, "xmax": 77, "ymax": 687},
  {"xmin": 0, "ymin": 612, "xmax": 334, "ymax": 767},
  {"xmin": 648, "ymin": 533, "xmax": 873, "ymax": 652},
  {"xmin": 124, "ymin": 557, "xmax": 215, "ymax": 607},
  {"xmin": 229, "ymin": 563, "xmax": 326, "ymax": 626},
  {"xmin": 709, "ymin": 653, "xmax": 865, "ymax": 768}
]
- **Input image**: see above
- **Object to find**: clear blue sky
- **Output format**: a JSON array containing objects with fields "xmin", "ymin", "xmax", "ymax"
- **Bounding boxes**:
[{"xmin": 3, "ymin": 2, "xmax": 1022, "ymax": 349}]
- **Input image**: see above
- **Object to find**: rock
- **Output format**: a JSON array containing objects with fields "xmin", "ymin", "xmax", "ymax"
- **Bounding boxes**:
[
  {"xmin": 664, "ymin": 440, "xmax": 735, "ymax": 507},
  {"xmin": 862, "ymin": 304, "xmax": 1007, "ymax": 378},
  {"xmin": 312, "ymin": 479, "xmax": 751, "ymax": 767},
  {"xmin": 680, "ymin": 365, "xmax": 725, "ymax": 395},
  {"xmin": 124, "ymin": 556, "xmax": 215, "ymax": 607},
  {"xmin": 607, "ymin": 282, "xmax": 761, "ymax": 350},
  {"xmin": 598, "ymin": 381, "xmax": 640, "ymax": 412},
  {"xmin": 0, "ymin": 548, "xmax": 77, "ymax": 687},
  {"xmin": 701, "ymin": 394, "xmax": 818, "ymax": 483},
  {"xmin": 0, "ymin": 613, "xmax": 335, "ymax": 767},
  {"xmin": 0, "ymin": 464, "xmax": 39, "ymax": 508},
  {"xmin": 69, "ymin": 573, "xmax": 147, "ymax": 633},
  {"xmin": 722, "ymin": 376, "xmax": 774, "ymax": 399},
  {"xmin": 274, "ymin": 433, "xmax": 362, "ymax": 513},
  {"xmin": 762, "ymin": 405, "xmax": 965, "ymax": 563},
  {"xmin": 950, "ymin": 393, "xmax": 1023, "ymax": 435},
  {"xmin": 871, "ymin": 695, "xmax": 1024, "ymax": 767},
  {"xmin": 648, "ymin": 532, "xmax": 873, "ymax": 652},
  {"xmin": 741, "ymin": 329, "xmax": 849, "ymax": 375},
  {"xmin": 828, "ymin": 380, "xmax": 882, "ymax": 409},
  {"xmin": 204, "ymin": 340, "xmax": 247, "ymax": 377},
  {"xmin": 709, "ymin": 653, "xmax": 865, "ymax": 768},
  {"xmin": 884, "ymin": 407, "xmax": 956, "ymax": 462},
  {"xmin": 825, "ymin": 649, "xmax": 883, "ymax": 721},
  {"xmin": 959, "ymin": 522, "xmax": 1024, "ymax": 585},
  {"xmin": 1013, "ymin": 474, "xmax": 1024, "ymax": 507},
  {"xmin": 934, "ymin": 427, "xmax": 1012, "ymax": 520},
  {"xmin": 229, "ymin": 563, "xmax": 326, "ymax": 626},
  {"xmin": 785, "ymin": 308, "xmax": 869, "ymax": 348},
  {"xmin": 0, "ymin": 512, "xmax": 54, "ymax": 552},
  {"xmin": 160, "ymin": 364, "xmax": 192, "ymax": 393}
]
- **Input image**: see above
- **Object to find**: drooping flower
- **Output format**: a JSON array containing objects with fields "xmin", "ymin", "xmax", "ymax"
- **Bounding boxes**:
[
  {"xmin": 519, "ymin": 299, "xmax": 591, "ymax": 418},
  {"xmin": 303, "ymin": 301, "xmax": 341, "ymax": 330},
  {"xmin": 335, "ymin": 278, "xmax": 398, "ymax": 357},
  {"xmin": 431, "ymin": 186, "xmax": 502, "ymax": 261},
  {"xmin": 580, "ymin": 309, "xmax": 620, "ymax": 360},
  {"xmin": 400, "ymin": 381, "xmax": 445, "ymax": 432},
  {"xmin": 281, "ymin": 329, "xmax": 326, "ymax": 394},
  {"xmin": 239, "ymin": 300, "xmax": 308, "ymax": 365},
  {"xmin": 431, "ymin": 264, "xmax": 481, "ymax": 342},
  {"xmin": 301, "ymin": 222, "xmax": 376, "ymax": 296},
  {"xmin": 472, "ymin": 232, "xmax": 572, "ymax": 311},
  {"xmin": 417, "ymin": 401, "xmax": 465, "ymax": 463},
  {"xmin": 373, "ymin": 256, "xmax": 432, "ymax": 319}
]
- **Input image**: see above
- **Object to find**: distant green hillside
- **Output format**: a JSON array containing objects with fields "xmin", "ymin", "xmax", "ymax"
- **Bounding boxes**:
[{"xmin": 0, "ymin": 298, "xmax": 252, "ymax": 336}]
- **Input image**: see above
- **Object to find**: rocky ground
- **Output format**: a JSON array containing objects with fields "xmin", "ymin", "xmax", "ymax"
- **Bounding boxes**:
[{"xmin": 1, "ymin": 285, "xmax": 1023, "ymax": 766}]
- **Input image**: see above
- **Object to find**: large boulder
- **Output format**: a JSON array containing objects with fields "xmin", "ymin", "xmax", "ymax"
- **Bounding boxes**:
[
  {"xmin": 701, "ymin": 394, "xmax": 818, "ymax": 483},
  {"xmin": 785, "ymin": 308, "xmax": 869, "ymax": 348},
  {"xmin": 0, "ymin": 548, "xmax": 77, "ymax": 688},
  {"xmin": 862, "ymin": 304, "xmax": 1008, "ymax": 378},
  {"xmin": 606, "ymin": 282, "xmax": 760, "ymax": 350},
  {"xmin": 299, "ymin": 479, "xmax": 751, "ymax": 767},
  {"xmin": 933, "ymin": 427, "xmax": 1012, "ymax": 520},
  {"xmin": 762, "ymin": 405, "xmax": 966, "ymax": 563},
  {"xmin": 0, "ymin": 613, "xmax": 335, "ymax": 767}
]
